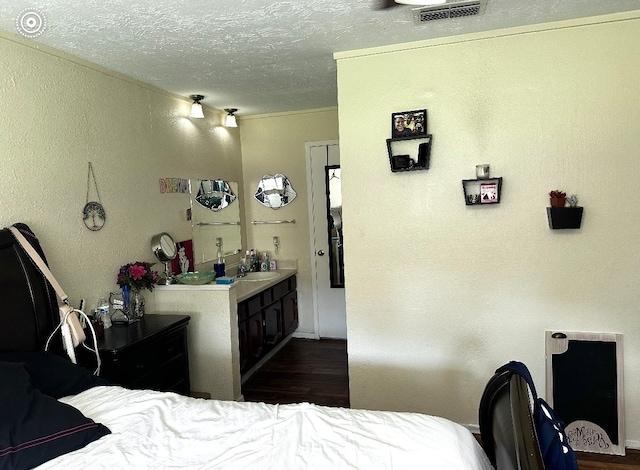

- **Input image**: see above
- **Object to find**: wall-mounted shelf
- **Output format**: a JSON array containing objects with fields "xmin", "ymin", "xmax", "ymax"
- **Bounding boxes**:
[
  {"xmin": 547, "ymin": 207, "xmax": 583, "ymax": 229},
  {"xmin": 386, "ymin": 135, "xmax": 432, "ymax": 172},
  {"xmin": 462, "ymin": 177, "xmax": 502, "ymax": 205}
]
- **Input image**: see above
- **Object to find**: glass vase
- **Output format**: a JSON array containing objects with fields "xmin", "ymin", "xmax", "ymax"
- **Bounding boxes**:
[
  {"xmin": 131, "ymin": 288, "xmax": 145, "ymax": 318},
  {"xmin": 121, "ymin": 285, "xmax": 131, "ymax": 315}
]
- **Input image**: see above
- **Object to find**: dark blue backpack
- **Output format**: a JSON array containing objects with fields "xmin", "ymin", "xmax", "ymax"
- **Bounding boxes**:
[{"xmin": 497, "ymin": 361, "xmax": 578, "ymax": 470}]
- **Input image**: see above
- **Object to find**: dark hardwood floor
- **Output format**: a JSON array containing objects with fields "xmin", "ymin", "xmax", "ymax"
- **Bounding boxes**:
[
  {"xmin": 242, "ymin": 338, "xmax": 640, "ymax": 469},
  {"xmin": 242, "ymin": 338, "xmax": 349, "ymax": 408}
]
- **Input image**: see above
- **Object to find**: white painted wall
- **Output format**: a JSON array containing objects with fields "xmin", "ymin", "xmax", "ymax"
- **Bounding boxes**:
[
  {"xmin": 336, "ymin": 11, "xmax": 640, "ymax": 445},
  {"xmin": 0, "ymin": 31, "xmax": 242, "ymax": 314},
  {"xmin": 154, "ymin": 285, "xmax": 240, "ymax": 400},
  {"xmin": 239, "ymin": 109, "xmax": 339, "ymax": 336}
]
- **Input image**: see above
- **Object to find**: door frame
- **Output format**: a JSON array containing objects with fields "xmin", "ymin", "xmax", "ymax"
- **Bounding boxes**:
[{"xmin": 305, "ymin": 140, "xmax": 340, "ymax": 339}]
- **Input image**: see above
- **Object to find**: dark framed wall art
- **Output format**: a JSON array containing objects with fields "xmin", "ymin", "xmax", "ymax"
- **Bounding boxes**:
[{"xmin": 391, "ymin": 109, "xmax": 427, "ymax": 138}]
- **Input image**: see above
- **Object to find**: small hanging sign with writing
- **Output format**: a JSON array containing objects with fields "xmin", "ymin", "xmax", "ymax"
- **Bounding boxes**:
[{"xmin": 159, "ymin": 178, "xmax": 189, "ymax": 194}]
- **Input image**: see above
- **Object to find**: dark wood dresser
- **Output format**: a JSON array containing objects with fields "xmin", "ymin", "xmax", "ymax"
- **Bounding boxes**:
[{"xmin": 96, "ymin": 314, "xmax": 190, "ymax": 395}]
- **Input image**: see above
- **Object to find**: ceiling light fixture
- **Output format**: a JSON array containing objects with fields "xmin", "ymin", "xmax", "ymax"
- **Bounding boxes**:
[
  {"xmin": 189, "ymin": 95, "xmax": 205, "ymax": 119},
  {"xmin": 396, "ymin": 0, "xmax": 447, "ymax": 4},
  {"xmin": 224, "ymin": 108, "xmax": 238, "ymax": 128}
]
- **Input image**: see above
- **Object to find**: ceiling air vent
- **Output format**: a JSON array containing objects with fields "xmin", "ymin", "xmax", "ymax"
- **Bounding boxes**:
[{"xmin": 412, "ymin": 0, "xmax": 487, "ymax": 24}]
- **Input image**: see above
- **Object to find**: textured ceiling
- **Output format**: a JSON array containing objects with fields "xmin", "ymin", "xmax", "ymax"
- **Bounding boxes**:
[{"xmin": 1, "ymin": 0, "xmax": 638, "ymax": 116}]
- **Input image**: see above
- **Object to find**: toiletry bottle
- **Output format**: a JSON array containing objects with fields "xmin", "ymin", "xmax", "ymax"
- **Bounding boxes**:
[
  {"xmin": 97, "ymin": 297, "xmax": 111, "ymax": 329},
  {"xmin": 252, "ymin": 249, "xmax": 260, "ymax": 272},
  {"xmin": 249, "ymin": 249, "xmax": 255, "ymax": 272},
  {"xmin": 261, "ymin": 252, "xmax": 270, "ymax": 272},
  {"xmin": 214, "ymin": 253, "xmax": 225, "ymax": 278},
  {"xmin": 238, "ymin": 255, "xmax": 248, "ymax": 277}
]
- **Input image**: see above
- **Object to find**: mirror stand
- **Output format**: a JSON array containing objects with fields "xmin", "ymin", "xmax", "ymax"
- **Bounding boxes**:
[{"xmin": 159, "ymin": 261, "xmax": 177, "ymax": 285}]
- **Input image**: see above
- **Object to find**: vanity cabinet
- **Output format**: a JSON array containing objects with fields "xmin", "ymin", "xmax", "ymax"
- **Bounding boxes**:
[
  {"xmin": 238, "ymin": 274, "xmax": 298, "ymax": 374},
  {"xmin": 282, "ymin": 290, "xmax": 298, "ymax": 337}
]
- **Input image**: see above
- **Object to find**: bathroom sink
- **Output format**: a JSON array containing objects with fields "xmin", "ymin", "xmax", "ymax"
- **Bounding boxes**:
[{"xmin": 238, "ymin": 272, "xmax": 281, "ymax": 281}]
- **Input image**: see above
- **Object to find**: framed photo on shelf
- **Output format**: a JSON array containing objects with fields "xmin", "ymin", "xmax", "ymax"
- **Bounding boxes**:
[
  {"xmin": 480, "ymin": 182, "xmax": 498, "ymax": 203},
  {"xmin": 391, "ymin": 109, "xmax": 427, "ymax": 138}
]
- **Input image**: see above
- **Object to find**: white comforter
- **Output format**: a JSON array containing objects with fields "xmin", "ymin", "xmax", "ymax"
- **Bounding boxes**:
[{"xmin": 38, "ymin": 386, "xmax": 493, "ymax": 469}]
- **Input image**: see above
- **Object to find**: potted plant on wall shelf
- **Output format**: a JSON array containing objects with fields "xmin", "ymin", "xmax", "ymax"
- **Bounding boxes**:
[
  {"xmin": 547, "ymin": 192, "xmax": 583, "ymax": 229},
  {"xmin": 549, "ymin": 190, "xmax": 567, "ymax": 208}
]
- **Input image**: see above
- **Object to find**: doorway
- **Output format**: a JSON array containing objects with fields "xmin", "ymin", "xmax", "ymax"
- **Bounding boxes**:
[{"xmin": 306, "ymin": 141, "xmax": 346, "ymax": 339}]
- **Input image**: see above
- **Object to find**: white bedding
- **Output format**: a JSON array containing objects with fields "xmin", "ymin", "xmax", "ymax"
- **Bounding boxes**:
[{"xmin": 37, "ymin": 386, "xmax": 493, "ymax": 469}]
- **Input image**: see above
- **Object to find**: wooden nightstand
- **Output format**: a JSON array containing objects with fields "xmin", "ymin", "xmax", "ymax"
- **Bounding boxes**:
[{"xmin": 95, "ymin": 314, "xmax": 190, "ymax": 395}]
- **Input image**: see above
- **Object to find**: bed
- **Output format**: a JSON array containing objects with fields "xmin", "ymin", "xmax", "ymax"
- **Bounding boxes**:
[{"xmin": 0, "ymin": 224, "xmax": 495, "ymax": 469}]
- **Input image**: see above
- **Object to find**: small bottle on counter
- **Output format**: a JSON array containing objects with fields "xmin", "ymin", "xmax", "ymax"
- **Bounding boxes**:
[
  {"xmin": 260, "ymin": 252, "xmax": 270, "ymax": 272},
  {"xmin": 214, "ymin": 253, "xmax": 226, "ymax": 278},
  {"xmin": 97, "ymin": 297, "xmax": 111, "ymax": 329}
]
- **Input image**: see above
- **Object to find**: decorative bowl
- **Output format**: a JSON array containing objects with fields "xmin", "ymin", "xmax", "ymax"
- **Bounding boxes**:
[{"xmin": 176, "ymin": 271, "xmax": 216, "ymax": 285}]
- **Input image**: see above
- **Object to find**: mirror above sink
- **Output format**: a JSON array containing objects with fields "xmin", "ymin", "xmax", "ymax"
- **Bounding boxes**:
[
  {"xmin": 194, "ymin": 179, "xmax": 237, "ymax": 212},
  {"xmin": 189, "ymin": 179, "xmax": 243, "ymax": 266},
  {"xmin": 254, "ymin": 174, "xmax": 297, "ymax": 210}
]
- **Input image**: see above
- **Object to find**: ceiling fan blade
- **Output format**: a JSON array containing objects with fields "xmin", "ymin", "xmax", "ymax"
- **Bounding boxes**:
[{"xmin": 374, "ymin": 0, "xmax": 400, "ymax": 10}]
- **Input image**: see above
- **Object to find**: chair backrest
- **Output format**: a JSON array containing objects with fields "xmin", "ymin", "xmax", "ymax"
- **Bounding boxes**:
[
  {"xmin": 479, "ymin": 369, "xmax": 545, "ymax": 470},
  {"xmin": 0, "ymin": 223, "xmax": 58, "ymax": 352}
]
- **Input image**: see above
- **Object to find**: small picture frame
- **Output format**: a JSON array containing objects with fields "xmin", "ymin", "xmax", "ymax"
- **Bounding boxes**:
[
  {"xmin": 391, "ymin": 109, "xmax": 427, "ymax": 138},
  {"xmin": 480, "ymin": 183, "xmax": 498, "ymax": 203}
]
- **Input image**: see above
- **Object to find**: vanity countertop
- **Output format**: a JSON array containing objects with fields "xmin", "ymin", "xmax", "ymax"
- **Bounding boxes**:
[{"xmin": 155, "ymin": 268, "xmax": 297, "ymax": 302}]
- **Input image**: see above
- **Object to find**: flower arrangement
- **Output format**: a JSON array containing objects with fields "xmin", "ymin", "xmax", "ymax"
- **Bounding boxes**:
[
  {"xmin": 549, "ymin": 190, "xmax": 566, "ymax": 199},
  {"xmin": 117, "ymin": 261, "xmax": 158, "ymax": 291}
]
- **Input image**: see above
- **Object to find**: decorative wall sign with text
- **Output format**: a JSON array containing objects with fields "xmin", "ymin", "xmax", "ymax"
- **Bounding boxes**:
[{"xmin": 159, "ymin": 178, "xmax": 189, "ymax": 194}]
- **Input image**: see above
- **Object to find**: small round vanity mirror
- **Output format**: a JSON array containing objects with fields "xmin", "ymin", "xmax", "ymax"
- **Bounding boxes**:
[{"xmin": 151, "ymin": 232, "xmax": 177, "ymax": 284}]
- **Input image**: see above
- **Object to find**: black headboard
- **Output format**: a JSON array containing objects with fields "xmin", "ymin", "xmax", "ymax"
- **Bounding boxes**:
[{"xmin": 0, "ymin": 223, "xmax": 59, "ymax": 352}]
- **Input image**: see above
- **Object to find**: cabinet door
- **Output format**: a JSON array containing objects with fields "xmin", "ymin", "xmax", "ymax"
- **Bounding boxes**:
[
  {"xmin": 248, "ymin": 311, "xmax": 264, "ymax": 361},
  {"xmin": 263, "ymin": 301, "xmax": 283, "ymax": 348},
  {"xmin": 282, "ymin": 290, "xmax": 298, "ymax": 337},
  {"xmin": 238, "ymin": 317, "xmax": 250, "ymax": 373}
]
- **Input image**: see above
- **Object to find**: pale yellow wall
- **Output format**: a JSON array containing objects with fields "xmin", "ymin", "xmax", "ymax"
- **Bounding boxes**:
[
  {"xmin": 239, "ymin": 109, "xmax": 339, "ymax": 336},
  {"xmin": 336, "ymin": 11, "xmax": 640, "ymax": 445},
  {"xmin": 0, "ymin": 31, "xmax": 242, "ymax": 312}
]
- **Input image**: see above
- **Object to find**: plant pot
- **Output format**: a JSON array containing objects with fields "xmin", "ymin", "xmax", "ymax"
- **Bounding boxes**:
[{"xmin": 550, "ymin": 197, "xmax": 566, "ymax": 208}]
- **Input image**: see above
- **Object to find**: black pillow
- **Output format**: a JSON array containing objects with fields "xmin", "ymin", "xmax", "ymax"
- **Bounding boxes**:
[
  {"xmin": 0, "ymin": 361, "xmax": 110, "ymax": 470},
  {"xmin": 0, "ymin": 351, "xmax": 109, "ymax": 398}
]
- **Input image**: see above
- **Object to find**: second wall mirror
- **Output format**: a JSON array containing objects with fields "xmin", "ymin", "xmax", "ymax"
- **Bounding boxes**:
[{"xmin": 254, "ymin": 174, "xmax": 297, "ymax": 210}]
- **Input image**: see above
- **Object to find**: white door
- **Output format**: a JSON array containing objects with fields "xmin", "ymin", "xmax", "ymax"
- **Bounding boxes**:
[{"xmin": 306, "ymin": 141, "xmax": 346, "ymax": 339}]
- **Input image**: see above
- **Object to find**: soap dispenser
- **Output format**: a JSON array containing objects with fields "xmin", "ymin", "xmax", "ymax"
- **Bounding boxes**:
[{"xmin": 260, "ymin": 252, "xmax": 270, "ymax": 272}]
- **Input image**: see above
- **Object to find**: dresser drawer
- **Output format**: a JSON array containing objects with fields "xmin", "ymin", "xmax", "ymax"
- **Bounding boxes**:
[
  {"xmin": 117, "ymin": 330, "xmax": 187, "ymax": 384},
  {"xmin": 129, "ymin": 355, "xmax": 188, "ymax": 393}
]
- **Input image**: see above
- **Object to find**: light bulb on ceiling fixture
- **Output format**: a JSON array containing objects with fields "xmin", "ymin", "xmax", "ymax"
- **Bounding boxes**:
[
  {"xmin": 189, "ymin": 94, "xmax": 205, "ymax": 119},
  {"xmin": 224, "ymin": 108, "xmax": 238, "ymax": 128}
]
